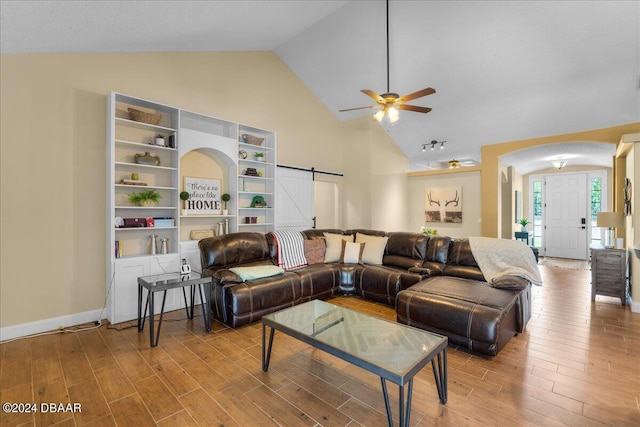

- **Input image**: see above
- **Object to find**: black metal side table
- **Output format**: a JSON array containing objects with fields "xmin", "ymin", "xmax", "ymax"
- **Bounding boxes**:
[{"xmin": 137, "ymin": 271, "xmax": 212, "ymax": 347}]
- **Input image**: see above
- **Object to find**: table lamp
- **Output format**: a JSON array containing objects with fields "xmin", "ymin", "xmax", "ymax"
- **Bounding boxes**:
[{"xmin": 596, "ymin": 212, "xmax": 624, "ymax": 248}]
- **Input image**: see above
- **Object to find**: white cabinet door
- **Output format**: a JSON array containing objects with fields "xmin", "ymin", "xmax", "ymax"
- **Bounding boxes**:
[
  {"xmin": 110, "ymin": 254, "xmax": 181, "ymax": 325},
  {"xmin": 112, "ymin": 258, "xmax": 147, "ymax": 324}
]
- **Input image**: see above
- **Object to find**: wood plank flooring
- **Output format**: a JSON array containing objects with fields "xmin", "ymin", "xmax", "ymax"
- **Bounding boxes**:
[{"xmin": 1, "ymin": 264, "xmax": 639, "ymax": 426}]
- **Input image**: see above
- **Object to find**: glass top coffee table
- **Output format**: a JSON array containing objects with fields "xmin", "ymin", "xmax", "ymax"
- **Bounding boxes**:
[{"xmin": 261, "ymin": 300, "xmax": 448, "ymax": 427}]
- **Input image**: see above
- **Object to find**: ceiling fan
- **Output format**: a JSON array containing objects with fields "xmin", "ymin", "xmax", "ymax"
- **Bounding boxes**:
[
  {"xmin": 416, "ymin": 158, "xmax": 479, "ymax": 170},
  {"xmin": 445, "ymin": 159, "xmax": 479, "ymax": 169},
  {"xmin": 339, "ymin": 0, "xmax": 435, "ymax": 123}
]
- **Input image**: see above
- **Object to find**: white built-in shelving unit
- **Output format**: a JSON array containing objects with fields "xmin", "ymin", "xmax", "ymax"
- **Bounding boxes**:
[{"xmin": 106, "ymin": 92, "xmax": 276, "ymax": 324}]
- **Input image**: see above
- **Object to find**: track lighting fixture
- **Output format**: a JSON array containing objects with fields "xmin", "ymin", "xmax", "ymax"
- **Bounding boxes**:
[{"xmin": 421, "ymin": 140, "xmax": 446, "ymax": 152}]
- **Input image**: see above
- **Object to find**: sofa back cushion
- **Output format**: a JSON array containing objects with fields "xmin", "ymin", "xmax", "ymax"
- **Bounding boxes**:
[
  {"xmin": 425, "ymin": 236, "xmax": 452, "ymax": 263},
  {"xmin": 447, "ymin": 239, "xmax": 479, "ymax": 267},
  {"xmin": 301, "ymin": 229, "xmax": 344, "ymax": 240},
  {"xmin": 344, "ymin": 229, "xmax": 387, "ymax": 237},
  {"xmin": 443, "ymin": 238, "xmax": 485, "ymax": 281},
  {"xmin": 199, "ymin": 232, "xmax": 272, "ymax": 270},
  {"xmin": 382, "ymin": 232, "xmax": 429, "ymax": 269}
]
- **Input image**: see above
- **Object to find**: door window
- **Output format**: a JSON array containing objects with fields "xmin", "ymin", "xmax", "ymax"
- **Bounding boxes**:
[
  {"xmin": 590, "ymin": 177, "xmax": 603, "ymax": 247},
  {"xmin": 531, "ymin": 180, "xmax": 543, "ymax": 248}
]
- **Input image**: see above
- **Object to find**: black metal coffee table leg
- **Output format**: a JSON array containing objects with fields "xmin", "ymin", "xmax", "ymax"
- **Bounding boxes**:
[
  {"xmin": 431, "ymin": 348, "xmax": 448, "ymax": 404},
  {"xmin": 380, "ymin": 378, "xmax": 413, "ymax": 427},
  {"xmin": 148, "ymin": 290, "xmax": 168, "ymax": 347},
  {"xmin": 261, "ymin": 324, "xmax": 275, "ymax": 371}
]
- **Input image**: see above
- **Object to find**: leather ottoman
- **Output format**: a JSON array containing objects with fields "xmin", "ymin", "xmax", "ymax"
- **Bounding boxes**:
[{"xmin": 396, "ymin": 276, "xmax": 523, "ymax": 356}]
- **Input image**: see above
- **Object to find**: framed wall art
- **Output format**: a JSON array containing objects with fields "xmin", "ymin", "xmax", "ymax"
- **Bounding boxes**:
[{"xmin": 424, "ymin": 186, "xmax": 462, "ymax": 223}]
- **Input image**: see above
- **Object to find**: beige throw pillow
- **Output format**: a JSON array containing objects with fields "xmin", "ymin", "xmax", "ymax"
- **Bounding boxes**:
[
  {"xmin": 339, "ymin": 241, "xmax": 366, "ymax": 264},
  {"xmin": 323, "ymin": 233, "xmax": 353, "ymax": 263},
  {"xmin": 355, "ymin": 233, "xmax": 388, "ymax": 265}
]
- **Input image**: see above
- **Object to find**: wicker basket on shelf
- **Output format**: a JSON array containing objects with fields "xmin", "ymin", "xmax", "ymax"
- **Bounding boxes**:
[
  {"xmin": 128, "ymin": 108, "xmax": 162, "ymax": 125},
  {"xmin": 241, "ymin": 134, "xmax": 264, "ymax": 146}
]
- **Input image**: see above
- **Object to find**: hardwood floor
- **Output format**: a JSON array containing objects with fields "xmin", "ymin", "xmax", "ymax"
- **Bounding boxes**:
[{"xmin": 1, "ymin": 264, "xmax": 639, "ymax": 426}]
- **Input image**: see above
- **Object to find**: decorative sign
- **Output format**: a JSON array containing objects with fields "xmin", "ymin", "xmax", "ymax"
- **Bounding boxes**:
[
  {"xmin": 425, "ymin": 187, "xmax": 462, "ymax": 223},
  {"xmin": 184, "ymin": 177, "xmax": 221, "ymax": 214}
]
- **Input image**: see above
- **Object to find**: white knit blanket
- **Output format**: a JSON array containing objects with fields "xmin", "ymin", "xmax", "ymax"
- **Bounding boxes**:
[
  {"xmin": 269, "ymin": 231, "xmax": 307, "ymax": 271},
  {"xmin": 469, "ymin": 237, "xmax": 543, "ymax": 286}
]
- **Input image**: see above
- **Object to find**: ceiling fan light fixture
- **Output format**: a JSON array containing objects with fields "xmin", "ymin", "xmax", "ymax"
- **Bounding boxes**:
[
  {"xmin": 448, "ymin": 159, "xmax": 460, "ymax": 169},
  {"xmin": 388, "ymin": 107, "xmax": 399, "ymax": 123},
  {"xmin": 338, "ymin": 0, "xmax": 434, "ymax": 122},
  {"xmin": 553, "ymin": 160, "xmax": 566, "ymax": 169}
]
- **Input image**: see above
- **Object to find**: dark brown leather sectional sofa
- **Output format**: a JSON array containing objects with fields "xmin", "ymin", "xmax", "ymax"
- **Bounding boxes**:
[{"xmin": 199, "ymin": 229, "xmax": 532, "ymax": 356}]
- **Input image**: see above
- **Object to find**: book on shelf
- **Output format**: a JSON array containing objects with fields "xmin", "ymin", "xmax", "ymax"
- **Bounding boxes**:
[{"xmin": 115, "ymin": 240, "xmax": 122, "ymax": 258}]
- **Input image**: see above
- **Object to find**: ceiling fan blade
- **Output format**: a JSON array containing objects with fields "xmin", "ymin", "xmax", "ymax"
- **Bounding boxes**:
[
  {"xmin": 339, "ymin": 105, "xmax": 379, "ymax": 112},
  {"xmin": 361, "ymin": 89, "xmax": 385, "ymax": 104},
  {"xmin": 399, "ymin": 87, "xmax": 436, "ymax": 102},
  {"xmin": 397, "ymin": 104, "xmax": 432, "ymax": 113}
]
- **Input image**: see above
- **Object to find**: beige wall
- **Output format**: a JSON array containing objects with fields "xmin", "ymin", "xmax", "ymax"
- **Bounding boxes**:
[
  {"xmin": 0, "ymin": 52, "xmax": 410, "ymax": 329},
  {"xmin": 407, "ymin": 170, "xmax": 482, "ymax": 238},
  {"xmin": 626, "ymin": 142, "xmax": 639, "ymax": 309},
  {"xmin": 481, "ymin": 124, "xmax": 640, "ymax": 237}
]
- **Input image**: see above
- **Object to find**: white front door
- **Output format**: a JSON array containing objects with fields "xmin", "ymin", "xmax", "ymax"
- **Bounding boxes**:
[{"xmin": 544, "ymin": 173, "xmax": 588, "ymax": 259}]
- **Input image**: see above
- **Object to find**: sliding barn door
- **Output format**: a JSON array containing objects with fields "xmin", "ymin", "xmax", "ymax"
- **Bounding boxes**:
[{"xmin": 275, "ymin": 167, "xmax": 314, "ymax": 230}]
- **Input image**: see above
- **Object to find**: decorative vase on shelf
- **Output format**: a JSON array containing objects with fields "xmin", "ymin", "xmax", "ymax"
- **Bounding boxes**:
[
  {"xmin": 134, "ymin": 152, "xmax": 160, "ymax": 166},
  {"xmin": 140, "ymin": 199, "xmax": 156, "ymax": 207},
  {"xmin": 149, "ymin": 235, "xmax": 158, "ymax": 255}
]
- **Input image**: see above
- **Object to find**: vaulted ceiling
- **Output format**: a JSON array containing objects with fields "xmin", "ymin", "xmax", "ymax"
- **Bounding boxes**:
[{"xmin": 2, "ymin": 1, "xmax": 638, "ymax": 172}]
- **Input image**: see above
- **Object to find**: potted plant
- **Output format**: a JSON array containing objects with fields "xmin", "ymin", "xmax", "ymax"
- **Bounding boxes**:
[
  {"xmin": 155, "ymin": 134, "xmax": 165, "ymax": 146},
  {"xmin": 180, "ymin": 191, "xmax": 190, "ymax": 216},
  {"xmin": 129, "ymin": 189, "xmax": 162, "ymax": 207},
  {"xmin": 221, "ymin": 193, "xmax": 231, "ymax": 215},
  {"xmin": 518, "ymin": 218, "xmax": 529, "ymax": 231},
  {"xmin": 253, "ymin": 152, "xmax": 265, "ymax": 162}
]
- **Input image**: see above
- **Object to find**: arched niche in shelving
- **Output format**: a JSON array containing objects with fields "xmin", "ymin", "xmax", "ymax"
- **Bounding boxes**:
[{"xmin": 178, "ymin": 116, "xmax": 240, "ymax": 239}]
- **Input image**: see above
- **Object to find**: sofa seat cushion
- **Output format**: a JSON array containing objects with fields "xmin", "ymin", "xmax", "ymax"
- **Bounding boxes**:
[
  {"xmin": 217, "ymin": 272, "xmax": 303, "ymax": 327},
  {"xmin": 353, "ymin": 265, "xmax": 402, "ymax": 305},
  {"xmin": 291, "ymin": 264, "xmax": 340, "ymax": 300},
  {"xmin": 396, "ymin": 276, "xmax": 523, "ymax": 356}
]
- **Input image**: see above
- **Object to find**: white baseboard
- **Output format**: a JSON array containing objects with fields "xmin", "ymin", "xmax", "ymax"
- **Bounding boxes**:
[
  {"xmin": 630, "ymin": 297, "xmax": 640, "ymax": 313},
  {"xmin": 0, "ymin": 309, "xmax": 103, "ymax": 342}
]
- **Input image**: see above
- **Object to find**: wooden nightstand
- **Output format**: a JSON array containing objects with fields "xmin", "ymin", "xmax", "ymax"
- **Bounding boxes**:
[{"xmin": 590, "ymin": 247, "xmax": 628, "ymax": 305}]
